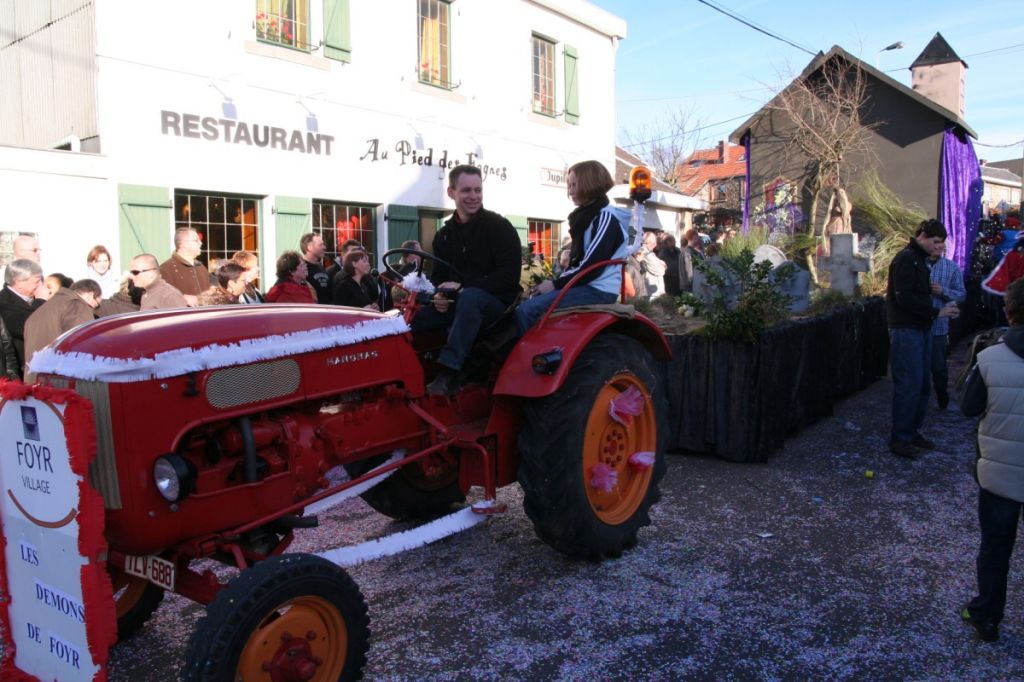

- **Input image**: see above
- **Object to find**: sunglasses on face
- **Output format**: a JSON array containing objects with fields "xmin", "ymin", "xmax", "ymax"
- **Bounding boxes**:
[{"xmin": 129, "ymin": 268, "xmax": 157, "ymax": 276}]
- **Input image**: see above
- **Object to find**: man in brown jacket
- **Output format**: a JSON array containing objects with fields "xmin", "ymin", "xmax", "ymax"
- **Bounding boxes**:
[
  {"xmin": 160, "ymin": 227, "xmax": 212, "ymax": 305},
  {"xmin": 131, "ymin": 254, "xmax": 188, "ymax": 311},
  {"xmin": 23, "ymin": 279, "xmax": 101, "ymax": 381}
]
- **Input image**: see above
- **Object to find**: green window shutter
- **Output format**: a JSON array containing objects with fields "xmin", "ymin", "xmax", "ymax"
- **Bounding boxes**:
[
  {"xmin": 387, "ymin": 204, "xmax": 419, "ymax": 249},
  {"xmin": 507, "ymin": 215, "xmax": 529, "ymax": 250},
  {"xmin": 564, "ymin": 45, "xmax": 579, "ymax": 125},
  {"xmin": 118, "ymin": 184, "xmax": 171, "ymax": 272},
  {"xmin": 323, "ymin": 0, "xmax": 351, "ymax": 62},
  {"xmin": 275, "ymin": 196, "xmax": 312, "ymax": 255}
]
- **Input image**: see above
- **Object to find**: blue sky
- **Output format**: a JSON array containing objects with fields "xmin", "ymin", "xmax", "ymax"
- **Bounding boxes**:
[{"xmin": 591, "ymin": 0, "xmax": 1024, "ymax": 163}]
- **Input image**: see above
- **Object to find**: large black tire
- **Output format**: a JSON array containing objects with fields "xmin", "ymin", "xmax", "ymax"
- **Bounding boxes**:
[
  {"xmin": 518, "ymin": 333, "xmax": 668, "ymax": 560},
  {"xmin": 344, "ymin": 454, "xmax": 465, "ymax": 521},
  {"xmin": 183, "ymin": 554, "xmax": 369, "ymax": 682},
  {"xmin": 110, "ymin": 569, "xmax": 164, "ymax": 641}
]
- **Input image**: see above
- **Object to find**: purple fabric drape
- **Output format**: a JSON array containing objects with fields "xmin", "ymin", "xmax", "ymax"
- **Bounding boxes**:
[
  {"xmin": 940, "ymin": 127, "xmax": 983, "ymax": 271},
  {"xmin": 742, "ymin": 132, "xmax": 751, "ymax": 233}
]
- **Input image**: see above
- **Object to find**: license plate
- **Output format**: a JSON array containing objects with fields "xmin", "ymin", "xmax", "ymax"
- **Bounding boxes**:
[{"xmin": 123, "ymin": 554, "xmax": 176, "ymax": 591}]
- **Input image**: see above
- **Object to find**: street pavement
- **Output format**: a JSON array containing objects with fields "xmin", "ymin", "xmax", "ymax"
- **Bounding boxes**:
[{"xmin": 107, "ymin": 348, "xmax": 1024, "ymax": 680}]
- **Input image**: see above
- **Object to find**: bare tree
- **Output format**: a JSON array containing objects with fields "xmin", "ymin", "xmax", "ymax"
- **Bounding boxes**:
[
  {"xmin": 766, "ymin": 56, "xmax": 878, "ymax": 239},
  {"xmin": 622, "ymin": 106, "xmax": 706, "ymax": 186}
]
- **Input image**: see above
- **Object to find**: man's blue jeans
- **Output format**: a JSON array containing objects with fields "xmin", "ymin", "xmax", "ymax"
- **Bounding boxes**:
[
  {"xmin": 931, "ymin": 333, "xmax": 949, "ymax": 400},
  {"xmin": 411, "ymin": 287, "xmax": 506, "ymax": 371},
  {"xmin": 515, "ymin": 285, "xmax": 618, "ymax": 335},
  {"xmin": 889, "ymin": 327, "xmax": 932, "ymax": 443}
]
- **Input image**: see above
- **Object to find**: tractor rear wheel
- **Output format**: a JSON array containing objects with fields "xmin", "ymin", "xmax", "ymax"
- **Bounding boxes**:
[
  {"xmin": 344, "ymin": 453, "xmax": 464, "ymax": 521},
  {"xmin": 518, "ymin": 333, "xmax": 667, "ymax": 560},
  {"xmin": 110, "ymin": 568, "xmax": 164, "ymax": 641},
  {"xmin": 183, "ymin": 554, "xmax": 369, "ymax": 682}
]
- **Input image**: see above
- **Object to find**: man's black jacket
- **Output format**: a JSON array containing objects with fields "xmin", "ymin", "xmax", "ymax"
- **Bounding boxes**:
[
  {"xmin": 886, "ymin": 238, "xmax": 939, "ymax": 330},
  {"xmin": 431, "ymin": 208, "xmax": 522, "ymax": 305}
]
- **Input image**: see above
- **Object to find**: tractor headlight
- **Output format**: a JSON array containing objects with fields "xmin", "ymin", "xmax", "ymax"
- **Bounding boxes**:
[{"xmin": 154, "ymin": 455, "xmax": 195, "ymax": 502}]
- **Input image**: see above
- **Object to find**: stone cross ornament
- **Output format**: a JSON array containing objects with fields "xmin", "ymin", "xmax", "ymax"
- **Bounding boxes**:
[{"xmin": 820, "ymin": 233, "xmax": 871, "ymax": 296}]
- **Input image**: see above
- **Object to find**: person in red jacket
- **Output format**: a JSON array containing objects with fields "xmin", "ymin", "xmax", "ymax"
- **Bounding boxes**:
[{"xmin": 265, "ymin": 251, "xmax": 316, "ymax": 303}]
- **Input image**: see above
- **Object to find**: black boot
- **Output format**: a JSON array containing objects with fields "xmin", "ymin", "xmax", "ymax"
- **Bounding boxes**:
[{"xmin": 426, "ymin": 367, "xmax": 461, "ymax": 397}]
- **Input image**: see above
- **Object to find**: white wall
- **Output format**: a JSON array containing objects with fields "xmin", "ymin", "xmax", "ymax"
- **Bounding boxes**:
[{"xmin": 0, "ymin": 146, "xmax": 114, "ymax": 278}]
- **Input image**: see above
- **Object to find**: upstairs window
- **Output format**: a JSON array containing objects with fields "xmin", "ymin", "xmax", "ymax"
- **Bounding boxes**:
[
  {"xmin": 532, "ymin": 35, "xmax": 556, "ymax": 116},
  {"xmin": 418, "ymin": 0, "xmax": 451, "ymax": 87},
  {"xmin": 256, "ymin": 0, "xmax": 310, "ymax": 51}
]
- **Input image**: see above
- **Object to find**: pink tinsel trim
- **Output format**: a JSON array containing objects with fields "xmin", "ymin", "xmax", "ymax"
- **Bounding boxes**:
[
  {"xmin": 609, "ymin": 385, "xmax": 645, "ymax": 426},
  {"xmin": 589, "ymin": 462, "xmax": 618, "ymax": 492},
  {"xmin": 628, "ymin": 451, "xmax": 656, "ymax": 471}
]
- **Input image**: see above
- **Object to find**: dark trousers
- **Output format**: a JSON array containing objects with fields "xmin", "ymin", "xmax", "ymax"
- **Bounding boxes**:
[
  {"xmin": 969, "ymin": 487, "xmax": 1023, "ymax": 623},
  {"xmin": 889, "ymin": 327, "xmax": 932, "ymax": 443},
  {"xmin": 411, "ymin": 287, "xmax": 506, "ymax": 371},
  {"xmin": 931, "ymin": 333, "xmax": 949, "ymax": 400}
]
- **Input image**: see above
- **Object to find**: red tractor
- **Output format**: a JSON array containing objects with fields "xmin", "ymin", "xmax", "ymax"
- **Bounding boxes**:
[{"xmin": 26, "ymin": 223, "xmax": 670, "ymax": 679}]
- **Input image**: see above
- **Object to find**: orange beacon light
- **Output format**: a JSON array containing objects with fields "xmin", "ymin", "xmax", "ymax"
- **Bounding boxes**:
[{"xmin": 629, "ymin": 165, "xmax": 652, "ymax": 203}]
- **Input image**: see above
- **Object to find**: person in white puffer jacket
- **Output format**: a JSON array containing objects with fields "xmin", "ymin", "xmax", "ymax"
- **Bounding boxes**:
[{"xmin": 960, "ymin": 277, "xmax": 1024, "ymax": 643}]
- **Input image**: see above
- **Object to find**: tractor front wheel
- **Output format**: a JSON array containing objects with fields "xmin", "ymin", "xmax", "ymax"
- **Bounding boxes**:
[
  {"xmin": 183, "ymin": 554, "xmax": 369, "ymax": 682},
  {"xmin": 110, "ymin": 568, "xmax": 164, "ymax": 641},
  {"xmin": 518, "ymin": 333, "xmax": 667, "ymax": 560}
]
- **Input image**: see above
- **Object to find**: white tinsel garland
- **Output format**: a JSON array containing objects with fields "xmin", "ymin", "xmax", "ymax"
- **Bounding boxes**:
[{"xmin": 29, "ymin": 313, "xmax": 410, "ymax": 383}]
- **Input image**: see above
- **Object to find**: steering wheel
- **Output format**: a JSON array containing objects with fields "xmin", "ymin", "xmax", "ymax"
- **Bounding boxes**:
[{"xmin": 380, "ymin": 248, "xmax": 466, "ymax": 323}]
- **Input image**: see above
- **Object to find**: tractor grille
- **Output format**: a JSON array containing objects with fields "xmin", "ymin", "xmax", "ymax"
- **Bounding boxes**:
[
  {"xmin": 206, "ymin": 359, "xmax": 301, "ymax": 409},
  {"xmin": 49, "ymin": 378, "xmax": 122, "ymax": 509}
]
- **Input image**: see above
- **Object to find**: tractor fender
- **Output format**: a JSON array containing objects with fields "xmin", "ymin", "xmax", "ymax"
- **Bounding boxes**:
[{"xmin": 493, "ymin": 311, "xmax": 671, "ymax": 399}]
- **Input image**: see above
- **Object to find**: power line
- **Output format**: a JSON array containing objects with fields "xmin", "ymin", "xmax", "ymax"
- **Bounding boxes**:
[
  {"xmin": 695, "ymin": 0, "xmax": 816, "ymax": 57},
  {"xmin": 964, "ymin": 43, "xmax": 1024, "ymax": 58},
  {"xmin": 622, "ymin": 112, "xmax": 755, "ymax": 149},
  {"xmin": 975, "ymin": 138, "xmax": 1024, "ymax": 148}
]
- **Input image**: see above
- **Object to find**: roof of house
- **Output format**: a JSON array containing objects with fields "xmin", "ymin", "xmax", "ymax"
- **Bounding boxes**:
[
  {"xmin": 910, "ymin": 32, "xmax": 967, "ymax": 69},
  {"xmin": 729, "ymin": 44, "xmax": 977, "ymax": 143},
  {"xmin": 676, "ymin": 144, "xmax": 746, "ymax": 195},
  {"xmin": 988, "ymin": 158, "xmax": 1023, "ymax": 174},
  {"xmin": 614, "ymin": 146, "xmax": 684, "ymax": 194},
  {"xmin": 981, "ymin": 164, "xmax": 1022, "ymax": 186}
]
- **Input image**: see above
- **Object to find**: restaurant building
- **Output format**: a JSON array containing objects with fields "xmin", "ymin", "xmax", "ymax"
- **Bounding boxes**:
[{"xmin": 1, "ymin": 0, "xmax": 626, "ymax": 276}]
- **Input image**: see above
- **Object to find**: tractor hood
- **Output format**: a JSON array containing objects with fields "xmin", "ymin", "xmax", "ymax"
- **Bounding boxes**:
[{"xmin": 29, "ymin": 304, "xmax": 410, "ymax": 383}]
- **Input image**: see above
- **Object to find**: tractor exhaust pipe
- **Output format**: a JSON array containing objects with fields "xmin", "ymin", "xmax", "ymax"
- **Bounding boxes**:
[{"xmin": 237, "ymin": 416, "xmax": 259, "ymax": 483}]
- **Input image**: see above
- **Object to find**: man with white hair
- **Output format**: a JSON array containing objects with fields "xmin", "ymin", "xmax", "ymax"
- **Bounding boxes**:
[
  {"xmin": 10, "ymin": 233, "xmax": 49, "ymax": 300},
  {"xmin": 0, "ymin": 259, "xmax": 45, "ymax": 377}
]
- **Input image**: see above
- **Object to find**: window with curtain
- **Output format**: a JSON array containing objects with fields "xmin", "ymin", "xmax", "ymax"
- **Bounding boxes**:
[
  {"xmin": 532, "ymin": 35, "xmax": 556, "ymax": 116},
  {"xmin": 313, "ymin": 201, "xmax": 377, "ymax": 265},
  {"xmin": 256, "ymin": 0, "xmax": 310, "ymax": 51},
  {"xmin": 418, "ymin": 0, "xmax": 451, "ymax": 87},
  {"xmin": 529, "ymin": 219, "xmax": 561, "ymax": 261}
]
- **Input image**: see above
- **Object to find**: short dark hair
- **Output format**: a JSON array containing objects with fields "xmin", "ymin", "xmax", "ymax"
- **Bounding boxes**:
[
  {"xmin": 299, "ymin": 232, "xmax": 318, "ymax": 254},
  {"xmin": 70, "ymin": 279, "xmax": 102, "ymax": 297},
  {"xmin": 448, "ymin": 164, "xmax": 481, "ymax": 187},
  {"xmin": 342, "ymin": 249, "xmax": 368, "ymax": 277},
  {"xmin": 341, "ymin": 239, "xmax": 363, "ymax": 254},
  {"xmin": 1006, "ymin": 278, "xmax": 1024, "ymax": 324},
  {"xmin": 915, "ymin": 219, "xmax": 947, "ymax": 240},
  {"xmin": 275, "ymin": 251, "xmax": 303, "ymax": 281},
  {"xmin": 48, "ymin": 273, "xmax": 73, "ymax": 289},
  {"xmin": 567, "ymin": 160, "xmax": 614, "ymax": 204},
  {"xmin": 215, "ymin": 262, "xmax": 245, "ymax": 289}
]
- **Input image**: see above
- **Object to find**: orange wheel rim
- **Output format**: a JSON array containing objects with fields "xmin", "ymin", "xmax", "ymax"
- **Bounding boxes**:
[
  {"xmin": 111, "ymin": 571, "xmax": 149, "ymax": 619},
  {"xmin": 582, "ymin": 373, "xmax": 657, "ymax": 525},
  {"xmin": 237, "ymin": 596, "xmax": 347, "ymax": 681}
]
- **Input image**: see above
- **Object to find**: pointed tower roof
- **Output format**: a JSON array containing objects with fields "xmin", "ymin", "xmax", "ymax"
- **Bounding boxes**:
[{"xmin": 910, "ymin": 32, "xmax": 968, "ymax": 69}]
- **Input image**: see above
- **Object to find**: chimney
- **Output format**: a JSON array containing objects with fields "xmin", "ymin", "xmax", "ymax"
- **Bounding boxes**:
[
  {"xmin": 910, "ymin": 32, "xmax": 967, "ymax": 119},
  {"xmin": 718, "ymin": 140, "xmax": 726, "ymax": 163}
]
